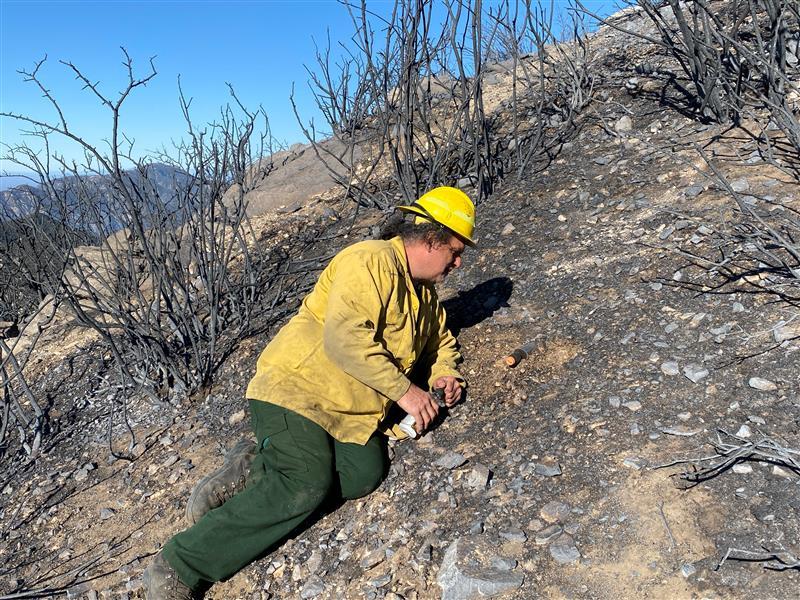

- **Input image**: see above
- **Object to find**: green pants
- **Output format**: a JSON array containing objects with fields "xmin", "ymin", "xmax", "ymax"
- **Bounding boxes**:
[{"xmin": 163, "ymin": 400, "xmax": 389, "ymax": 590}]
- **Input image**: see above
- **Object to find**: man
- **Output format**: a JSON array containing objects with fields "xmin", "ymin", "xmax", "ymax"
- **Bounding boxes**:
[{"xmin": 144, "ymin": 186, "xmax": 476, "ymax": 599}]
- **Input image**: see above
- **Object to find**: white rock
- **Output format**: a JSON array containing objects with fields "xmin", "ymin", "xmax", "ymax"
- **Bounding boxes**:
[
  {"xmin": 735, "ymin": 424, "xmax": 752, "ymax": 438},
  {"xmin": 501, "ymin": 223, "xmax": 516, "ymax": 235},
  {"xmin": 683, "ymin": 364, "xmax": 709, "ymax": 383},
  {"xmin": 732, "ymin": 464, "xmax": 752, "ymax": 474},
  {"xmin": 228, "ymin": 409, "xmax": 247, "ymax": 425},
  {"xmin": 622, "ymin": 400, "xmax": 642, "ymax": 412},
  {"xmin": 730, "ymin": 178, "xmax": 750, "ymax": 192},
  {"xmin": 773, "ymin": 323, "xmax": 800, "ymax": 343},
  {"xmin": 748, "ymin": 377, "xmax": 777, "ymax": 391},
  {"xmin": 614, "ymin": 115, "xmax": 633, "ymax": 132},
  {"xmin": 660, "ymin": 361, "xmax": 679, "ymax": 376}
]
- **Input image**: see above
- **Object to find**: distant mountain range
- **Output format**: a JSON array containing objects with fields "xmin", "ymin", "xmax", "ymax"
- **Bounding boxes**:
[{"xmin": 0, "ymin": 163, "xmax": 191, "ymax": 234}]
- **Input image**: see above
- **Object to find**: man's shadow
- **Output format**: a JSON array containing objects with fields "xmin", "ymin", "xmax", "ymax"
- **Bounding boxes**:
[{"xmin": 442, "ymin": 276, "xmax": 514, "ymax": 336}]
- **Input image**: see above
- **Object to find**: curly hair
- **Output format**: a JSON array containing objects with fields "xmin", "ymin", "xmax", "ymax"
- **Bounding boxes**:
[{"xmin": 379, "ymin": 213, "xmax": 454, "ymax": 246}]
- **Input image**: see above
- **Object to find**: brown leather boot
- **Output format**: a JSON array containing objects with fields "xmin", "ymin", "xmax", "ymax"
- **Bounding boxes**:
[
  {"xmin": 185, "ymin": 438, "xmax": 256, "ymax": 524},
  {"xmin": 142, "ymin": 551, "xmax": 198, "ymax": 600}
]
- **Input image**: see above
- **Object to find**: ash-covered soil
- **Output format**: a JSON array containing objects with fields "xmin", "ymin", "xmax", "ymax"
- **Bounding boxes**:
[{"xmin": 2, "ymin": 8, "xmax": 799, "ymax": 600}]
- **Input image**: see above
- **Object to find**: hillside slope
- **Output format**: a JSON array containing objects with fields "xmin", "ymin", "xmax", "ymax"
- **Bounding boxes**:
[{"xmin": 1, "ymin": 5, "xmax": 798, "ymax": 599}]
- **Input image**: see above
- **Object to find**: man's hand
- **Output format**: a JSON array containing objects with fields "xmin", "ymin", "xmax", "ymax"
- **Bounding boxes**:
[
  {"xmin": 434, "ymin": 376, "xmax": 463, "ymax": 407},
  {"xmin": 397, "ymin": 383, "xmax": 440, "ymax": 433}
]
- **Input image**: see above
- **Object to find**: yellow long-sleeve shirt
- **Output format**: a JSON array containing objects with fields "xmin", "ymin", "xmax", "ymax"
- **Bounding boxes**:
[{"xmin": 245, "ymin": 236, "xmax": 463, "ymax": 445}]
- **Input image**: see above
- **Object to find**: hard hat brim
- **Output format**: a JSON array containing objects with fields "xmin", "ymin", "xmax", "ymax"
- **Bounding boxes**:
[{"xmin": 397, "ymin": 204, "xmax": 477, "ymax": 246}]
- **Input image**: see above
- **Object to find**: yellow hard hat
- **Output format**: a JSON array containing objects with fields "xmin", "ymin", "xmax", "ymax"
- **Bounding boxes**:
[{"xmin": 397, "ymin": 186, "xmax": 476, "ymax": 246}]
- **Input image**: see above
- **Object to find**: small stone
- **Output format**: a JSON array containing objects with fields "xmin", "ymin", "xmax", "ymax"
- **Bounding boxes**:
[
  {"xmin": 772, "ymin": 466, "xmax": 793, "ymax": 478},
  {"xmin": 549, "ymin": 535, "xmax": 581, "ymax": 564},
  {"xmin": 540, "ymin": 501, "xmax": 571, "ymax": 523},
  {"xmin": 622, "ymin": 400, "xmax": 642, "ymax": 412},
  {"xmin": 433, "ymin": 452, "xmax": 468, "ymax": 470},
  {"xmin": 300, "ymin": 576, "xmax": 325, "ymax": 599},
  {"xmin": 534, "ymin": 462, "xmax": 562, "ymax": 477},
  {"xmin": 622, "ymin": 457, "xmax": 648, "ymax": 470},
  {"xmin": 681, "ymin": 563, "xmax": 697, "ymax": 578},
  {"xmin": 732, "ymin": 302, "xmax": 745, "ymax": 312},
  {"xmin": 534, "ymin": 524, "xmax": 563, "ymax": 545},
  {"xmin": 748, "ymin": 415, "xmax": 766, "ymax": 425},
  {"xmin": 557, "ymin": 214, "xmax": 567, "ymax": 222},
  {"xmin": 677, "ymin": 412, "xmax": 691, "ymax": 421},
  {"xmin": 608, "ymin": 396, "xmax": 621, "ymax": 409},
  {"xmin": 74, "ymin": 469, "xmax": 90, "ymax": 483},
  {"xmin": 736, "ymin": 424, "xmax": 752, "ymax": 438},
  {"xmin": 437, "ymin": 537, "xmax": 524, "ymax": 600},
  {"xmin": 228, "ymin": 410, "xmax": 246, "ymax": 425},
  {"xmin": 773, "ymin": 323, "xmax": 800, "ymax": 343},
  {"xmin": 684, "ymin": 185, "xmax": 704, "ymax": 198},
  {"xmin": 501, "ymin": 223, "xmax": 516, "ymax": 236},
  {"xmin": 99, "ymin": 508, "xmax": 115, "ymax": 520},
  {"xmin": 683, "ymin": 364, "xmax": 709, "ymax": 383},
  {"xmin": 360, "ymin": 547, "xmax": 385, "ymax": 569},
  {"xmin": 661, "ymin": 425, "xmax": 701, "ymax": 437},
  {"xmin": 665, "ymin": 322, "xmax": 679, "ymax": 333},
  {"xmin": 466, "ymin": 464, "xmax": 491, "ymax": 489},
  {"xmin": 305, "ymin": 550, "xmax": 323, "ymax": 575},
  {"xmin": 66, "ymin": 584, "xmax": 91, "ymax": 599},
  {"xmin": 730, "ymin": 178, "xmax": 750, "ymax": 192},
  {"xmin": 748, "ymin": 377, "xmax": 777, "ymax": 391},
  {"xmin": 614, "ymin": 115, "xmax": 633, "ymax": 132},
  {"xmin": 369, "ymin": 574, "xmax": 392, "ymax": 588},
  {"xmin": 659, "ymin": 225, "xmax": 676, "ymax": 240},
  {"xmin": 732, "ymin": 464, "xmax": 752, "ymax": 474},
  {"xmin": 660, "ymin": 361, "xmax": 679, "ymax": 376},
  {"xmin": 416, "ymin": 539, "xmax": 433, "ymax": 562},
  {"xmin": 526, "ymin": 518, "xmax": 544, "ymax": 531},
  {"xmin": 500, "ymin": 528, "xmax": 527, "ymax": 543}
]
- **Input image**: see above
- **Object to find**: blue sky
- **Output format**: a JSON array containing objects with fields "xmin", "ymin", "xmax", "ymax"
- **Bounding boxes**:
[{"xmin": 1, "ymin": 0, "xmax": 617, "ymax": 184}]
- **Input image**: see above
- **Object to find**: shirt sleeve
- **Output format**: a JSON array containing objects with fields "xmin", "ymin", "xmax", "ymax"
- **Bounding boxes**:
[
  {"xmin": 322, "ymin": 251, "xmax": 411, "ymax": 404},
  {"xmin": 420, "ymin": 294, "xmax": 465, "ymax": 389}
]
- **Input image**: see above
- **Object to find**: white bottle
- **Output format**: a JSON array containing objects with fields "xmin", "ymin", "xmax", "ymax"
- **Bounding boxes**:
[{"xmin": 398, "ymin": 388, "xmax": 446, "ymax": 439}]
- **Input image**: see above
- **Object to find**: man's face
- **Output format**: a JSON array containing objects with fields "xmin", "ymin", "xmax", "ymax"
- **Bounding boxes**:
[{"xmin": 421, "ymin": 236, "xmax": 465, "ymax": 283}]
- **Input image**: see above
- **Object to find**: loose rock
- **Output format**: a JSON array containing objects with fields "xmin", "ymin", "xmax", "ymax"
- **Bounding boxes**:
[
  {"xmin": 549, "ymin": 535, "xmax": 581, "ymax": 565},
  {"xmin": 466, "ymin": 464, "xmax": 492, "ymax": 489},
  {"xmin": 748, "ymin": 377, "xmax": 777, "ymax": 391},
  {"xmin": 683, "ymin": 364, "xmax": 709, "ymax": 383},
  {"xmin": 540, "ymin": 501, "xmax": 571, "ymax": 523},
  {"xmin": 437, "ymin": 536, "xmax": 524, "ymax": 600},
  {"xmin": 534, "ymin": 461, "xmax": 562, "ymax": 477},
  {"xmin": 660, "ymin": 361, "xmax": 679, "ymax": 376},
  {"xmin": 300, "ymin": 576, "xmax": 325, "ymax": 599},
  {"xmin": 434, "ymin": 452, "xmax": 468, "ymax": 470},
  {"xmin": 534, "ymin": 524, "xmax": 563, "ymax": 545}
]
